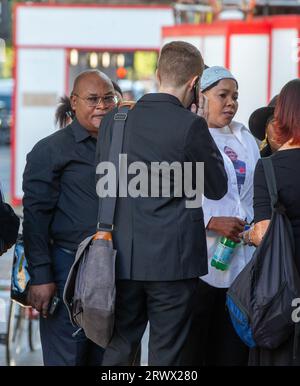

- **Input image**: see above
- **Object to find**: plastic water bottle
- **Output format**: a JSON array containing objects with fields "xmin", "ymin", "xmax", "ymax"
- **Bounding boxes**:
[
  {"xmin": 211, "ymin": 237, "xmax": 238, "ymax": 271},
  {"xmin": 211, "ymin": 224, "xmax": 250, "ymax": 271}
]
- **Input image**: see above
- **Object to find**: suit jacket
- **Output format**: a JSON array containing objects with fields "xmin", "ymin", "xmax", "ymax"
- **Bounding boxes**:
[{"xmin": 97, "ymin": 93, "xmax": 227, "ymax": 280}]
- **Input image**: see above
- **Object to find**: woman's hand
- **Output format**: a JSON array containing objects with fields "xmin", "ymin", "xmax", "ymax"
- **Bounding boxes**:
[
  {"xmin": 207, "ymin": 216, "xmax": 246, "ymax": 243},
  {"xmin": 239, "ymin": 220, "xmax": 270, "ymax": 247},
  {"xmin": 240, "ymin": 228, "xmax": 255, "ymax": 246}
]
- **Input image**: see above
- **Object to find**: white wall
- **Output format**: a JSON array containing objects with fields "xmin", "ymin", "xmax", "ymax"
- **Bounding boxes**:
[
  {"xmin": 230, "ymin": 34, "xmax": 269, "ymax": 126},
  {"xmin": 271, "ymin": 28, "xmax": 299, "ymax": 98},
  {"xmin": 16, "ymin": 6, "xmax": 173, "ymax": 48},
  {"xmin": 203, "ymin": 36, "xmax": 225, "ymax": 67},
  {"xmin": 15, "ymin": 48, "xmax": 66, "ymax": 198},
  {"xmin": 162, "ymin": 35, "xmax": 225, "ymax": 67}
]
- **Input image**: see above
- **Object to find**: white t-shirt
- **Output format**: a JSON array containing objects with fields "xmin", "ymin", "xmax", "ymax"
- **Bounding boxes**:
[
  {"xmin": 214, "ymin": 125, "xmax": 247, "ymax": 195},
  {"xmin": 201, "ymin": 121, "xmax": 260, "ymax": 288}
]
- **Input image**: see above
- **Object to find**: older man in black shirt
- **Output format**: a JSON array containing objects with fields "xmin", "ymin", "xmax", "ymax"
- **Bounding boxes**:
[{"xmin": 22, "ymin": 70, "xmax": 118, "ymax": 366}]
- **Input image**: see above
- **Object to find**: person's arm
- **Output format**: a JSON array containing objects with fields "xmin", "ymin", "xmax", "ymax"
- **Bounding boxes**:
[
  {"xmin": 0, "ymin": 201, "xmax": 19, "ymax": 253},
  {"xmin": 184, "ymin": 116, "xmax": 228, "ymax": 200},
  {"xmin": 207, "ymin": 216, "xmax": 246, "ymax": 243},
  {"xmin": 241, "ymin": 159, "xmax": 271, "ymax": 246},
  {"xmin": 22, "ymin": 141, "xmax": 61, "ymax": 285},
  {"xmin": 243, "ymin": 220, "xmax": 270, "ymax": 246}
]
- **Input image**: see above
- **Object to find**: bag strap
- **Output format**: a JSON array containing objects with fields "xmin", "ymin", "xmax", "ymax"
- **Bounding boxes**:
[
  {"xmin": 97, "ymin": 102, "xmax": 134, "ymax": 232},
  {"xmin": 0, "ymin": 182, "xmax": 4, "ymax": 202},
  {"xmin": 261, "ymin": 157, "xmax": 280, "ymax": 211}
]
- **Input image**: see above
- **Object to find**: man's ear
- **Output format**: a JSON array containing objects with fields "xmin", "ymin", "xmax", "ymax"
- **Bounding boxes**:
[
  {"xmin": 156, "ymin": 69, "xmax": 161, "ymax": 86},
  {"xmin": 70, "ymin": 94, "xmax": 76, "ymax": 110}
]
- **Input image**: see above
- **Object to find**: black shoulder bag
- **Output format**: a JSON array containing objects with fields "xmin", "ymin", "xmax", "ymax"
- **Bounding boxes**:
[{"xmin": 227, "ymin": 157, "xmax": 300, "ymax": 357}]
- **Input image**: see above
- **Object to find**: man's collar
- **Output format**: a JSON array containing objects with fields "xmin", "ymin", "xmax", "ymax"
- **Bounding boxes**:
[
  {"xmin": 138, "ymin": 93, "xmax": 184, "ymax": 107},
  {"xmin": 71, "ymin": 118, "xmax": 92, "ymax": 143}
]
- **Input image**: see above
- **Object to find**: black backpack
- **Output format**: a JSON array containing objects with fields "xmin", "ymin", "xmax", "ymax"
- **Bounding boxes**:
[{"xmin": 226, "ymin": 157, "xmax": 300, "ymax": 356}]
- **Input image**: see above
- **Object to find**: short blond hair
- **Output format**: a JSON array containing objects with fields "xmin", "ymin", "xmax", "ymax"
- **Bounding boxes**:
[{"xmin": 157, "ymin": 41, "xmax": 204, "ymax": 87}]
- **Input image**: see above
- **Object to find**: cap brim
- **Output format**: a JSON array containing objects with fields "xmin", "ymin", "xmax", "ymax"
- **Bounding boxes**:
[{"xmin": 248, "ymin": 106, "xmax": 275, "ymax": 141}]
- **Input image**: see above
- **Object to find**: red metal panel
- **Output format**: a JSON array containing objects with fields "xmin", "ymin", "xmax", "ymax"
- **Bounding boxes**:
[
  {"xmin": 11, "ymin": 3, "xmax": 20, "ymax": 206},
  {"xmin": 16, "ymin": 2, "xmax": 172, "ymax": 10},
  {"xmin": 225, "ymin": 29, "xmax": 230, "ymax": 69},
  {"xmin": 162, "ymin": 19, "xmax": 271, "ymax": 39},
  {"xmin": 227, "ymin": 20, "xmax": 270, "ymax": 35},
  {"xmin": 298, "ymin": 28, "xmax": 300, "ymax": 79},
  {"xmin": 263, "ymin": 15, "xmax": 300, "ymax": 29},
  {"xmin": 162, "ymin": 24, "xmax": 227, "ymax": 37}
]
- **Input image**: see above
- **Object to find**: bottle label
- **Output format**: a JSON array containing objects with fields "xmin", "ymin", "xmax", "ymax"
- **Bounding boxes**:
[{"xmin": 212, "ymin": 243, "xmax": 235, "ymax": 265}]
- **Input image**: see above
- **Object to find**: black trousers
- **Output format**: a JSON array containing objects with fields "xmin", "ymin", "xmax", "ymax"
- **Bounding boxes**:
[
  {"xmin": 181, "ymin": 278, "xmax": 249, "ymax": 366},
  {"xmin": 102, "ymin": 278, "xmax": 198, "ymax": 366},
  {"xmin": 39, "ymin": 246, "xmax": 104, "ymax": 366}
]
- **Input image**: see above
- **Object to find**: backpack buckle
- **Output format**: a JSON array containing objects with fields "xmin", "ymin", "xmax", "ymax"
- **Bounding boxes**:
[
  {"xmin": 114, "ymin": 113, "xmax": 127, "ymax": 121},
  {"xmin": 97, "ymin": 222, "xmax": 114, "ymax": 232}
]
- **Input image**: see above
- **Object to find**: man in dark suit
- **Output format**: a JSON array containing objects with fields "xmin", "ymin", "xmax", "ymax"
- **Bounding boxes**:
[{"xmin": 97, "ymin": 41, "xmax": 227, "ymax": 366}]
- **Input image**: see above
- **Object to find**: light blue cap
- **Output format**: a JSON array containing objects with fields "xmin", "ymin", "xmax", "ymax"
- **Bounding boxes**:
[{"xmin": 200, "ymin": 66, "xmax": 238, "ymax": 92}]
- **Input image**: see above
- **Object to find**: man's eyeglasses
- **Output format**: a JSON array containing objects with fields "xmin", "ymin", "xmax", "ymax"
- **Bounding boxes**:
[{"xmin": 73, "ymin": 93, "xmax": 118, "ymax": 107}]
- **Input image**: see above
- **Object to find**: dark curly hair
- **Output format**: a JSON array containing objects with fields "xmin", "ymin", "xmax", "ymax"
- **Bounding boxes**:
[{"xmin": 55, "ymin": 95, "xmax": 75, "ymax": 129}]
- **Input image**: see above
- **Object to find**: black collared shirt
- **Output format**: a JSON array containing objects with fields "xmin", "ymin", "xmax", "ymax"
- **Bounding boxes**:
[{"xmin": 23, "ymin": 118, "xmax": 98, "ymax": 284}]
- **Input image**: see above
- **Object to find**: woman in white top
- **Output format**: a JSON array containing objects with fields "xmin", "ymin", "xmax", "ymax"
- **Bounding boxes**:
[{"xmin": 183, "ymin": 66, "xmax": 260, "ymax": 366}]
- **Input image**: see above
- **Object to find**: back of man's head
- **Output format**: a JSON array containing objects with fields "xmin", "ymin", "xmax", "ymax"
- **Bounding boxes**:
[{"xmin": 157, "ymin": 41, "xmax": 204, "ymax": 88}]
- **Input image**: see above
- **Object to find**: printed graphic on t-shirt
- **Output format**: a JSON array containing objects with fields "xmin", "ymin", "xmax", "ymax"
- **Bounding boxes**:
[{"xmin": 224, "ymin": 146, "xmax": 246, "ymax": 194}]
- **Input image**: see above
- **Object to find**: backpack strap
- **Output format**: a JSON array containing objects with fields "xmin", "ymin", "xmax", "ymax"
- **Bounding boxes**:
[
  {"xmin": 97, "ymin": 103, "xmax": 134, "ymax": 232},
  {"xmin": 293, "ymin": 322, "xmax": 300, "ymax": 361},
  {"xmin": 261, "ymin": 157, "xmax": 284, "ymax": 213}
]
